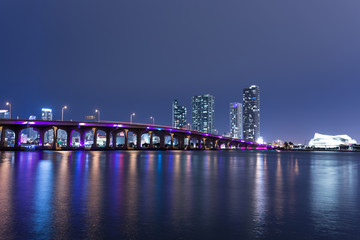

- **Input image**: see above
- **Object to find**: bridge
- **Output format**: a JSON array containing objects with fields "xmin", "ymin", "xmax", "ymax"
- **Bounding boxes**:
[{"xmin": 0, "ymin": 119, "xmax": 275, "ymax": 150}]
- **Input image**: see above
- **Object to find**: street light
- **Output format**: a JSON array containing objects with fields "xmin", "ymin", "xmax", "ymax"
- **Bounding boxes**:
[
  {"xmin": 187, "ymin": 123, "xmax": 191, "ymax": 130},
  {"xmin": 95, "ymin": 109, "xmax": 100, "ymax": 122},
  {"xmin": 150, "ymin": 116, "xmax": 155, "ymax": 125},
  {"xmin": 62, "ymin": 105, "xmax": 67, "ymax": 121},
  {"xmin": 6, "ymin": 102, "xmax": 11, "ymax": 119},
  {"xmin": 130, "ymin": 113, "xmax": 135, "ymax": 123}
]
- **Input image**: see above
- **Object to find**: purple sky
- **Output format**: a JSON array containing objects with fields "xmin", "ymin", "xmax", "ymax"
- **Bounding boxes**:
[{"xmin": 1, "ymin": 0, "xmax": 360, "ymax": 144}]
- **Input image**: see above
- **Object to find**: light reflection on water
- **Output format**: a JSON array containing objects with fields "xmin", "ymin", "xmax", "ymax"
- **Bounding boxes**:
[{"xmin": 0, "ymin": 151, "xmax": 359, "ymax": 239}]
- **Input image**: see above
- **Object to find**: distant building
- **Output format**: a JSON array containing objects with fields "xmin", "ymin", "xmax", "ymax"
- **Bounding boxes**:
[
  {"xmin": 26, "ymin": 116, "xmax": 38, "ymax": 141},
  {"xmin": 309, "ymin": 133, "xmax": 357, "ymax": 148},
  {"xmin": 41, "ymin": 108, "xmax": 53, "ymax": 120},
  {"xmin": 172, "ymin": 100, "xmax": 187, "ymax": 128},
  {"xmin": 191, "ymin": 94, "xmax": 215, "ymax": 134},
  {"xmin": 243, "ymin": 85, "xmax": 260, "ymax": 142},
  {"xmin": 229, "ymin": 102, "xmax": 243, "ymax": 139},
  {"xmin": 41, "ymin": 108, "xmax": 53, "ymax": 143},
  {"xmin": 0, "ymin": 110, "xmax": 10, "ymax": 119}
]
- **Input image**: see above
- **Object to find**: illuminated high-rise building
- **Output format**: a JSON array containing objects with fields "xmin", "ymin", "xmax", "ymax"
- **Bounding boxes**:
[
  {"xmin": 172, "ymin": 100, "xmax": 187, "ymax": 128},
  {"xmin": 243, "ymin": 85, "xmax": 260, "ymax": 142},
  {"xmin": 230, "ymin": 102, "xmax": 242, "ymax": 139},
  {"xmin": 41, "ymin": 108, "xmax": 53, "ymax": 120},
  {"xmin": 191, "ymin": 94, "xmax": 215, "ymax": 134}
]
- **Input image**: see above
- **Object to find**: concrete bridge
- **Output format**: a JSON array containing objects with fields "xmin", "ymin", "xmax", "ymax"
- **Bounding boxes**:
[{"xmin": 0, "ymin": 119, "xmax": 275, "ymax": 151}]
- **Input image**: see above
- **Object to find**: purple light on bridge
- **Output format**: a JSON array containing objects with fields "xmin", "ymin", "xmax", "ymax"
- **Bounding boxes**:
[{"xmin": 256, "ymin": 146, "xmax": 267, "ymax": 150}]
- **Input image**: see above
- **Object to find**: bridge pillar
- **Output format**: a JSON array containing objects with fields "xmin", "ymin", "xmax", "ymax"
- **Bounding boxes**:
[
  {"xmin": 124, "ymin": 129, "xmax": 129, "ymax": 149},
  {"xmin": 66, "ymin": 130, "xmax": 72, "ymax": 148},
  {"xmin": 136, "ymin": 131, "xmax": 142, "ymax": 149},
  {"xmin": 202, "ymin": 137, "xmax": 207, "ymax": 150},
  {"xmin": 177, "ymin": 135, "xmax": 185, "ymax": 150},
  {"xmin": 14, "ymin": 128, "xmax": 21, "ymax": 148},
  {"xmin": 111, "ymin": 131, "xmax": 117, "ymax": 148},
  {"xmin": 159, "ymin": 133, "xmax": 165, "ymax": 149},
  {"xmin": 170, "ymin": 133, "xmax": 174, "ymax": 149},
  {"xmin": 105, "ymin": 130, "xmax": 111, "ymax": 148},
  {"xmin": 185, "ymin": 135, "xmax": 191, "ymax": 150},
  {"xmin": 38, "ymin": 129, "xmax": 46, "ymax": 147},
  {"xmin": 215, "ymin": 140, "xmax": 220, "ymax": 149},
  {"xmin": 52, "ymin": 127, "xmax": 58, "ymax": 150},
  {"xmin": 0, "ymin": 127, "xmax": 5, "ymax": 148},
  {"xmin": 80, "ymin": 130, "xmax": 85, "ymax": 147},
  {"xmin": 92, "ymin": 128, "xmax": 98, "ymax": 148},
  {"xmin": 149, "ymin": 131, "xmax": 154, "ymax": 149},
  {"xmin": 196, "ymin": 137, "xmax": 201, "ymax": 149}
]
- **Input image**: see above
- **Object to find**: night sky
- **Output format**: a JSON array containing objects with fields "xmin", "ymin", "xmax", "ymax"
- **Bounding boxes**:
[{"xmin": 1, "ymin": 0, "xmax": 360, "ymax": 144}]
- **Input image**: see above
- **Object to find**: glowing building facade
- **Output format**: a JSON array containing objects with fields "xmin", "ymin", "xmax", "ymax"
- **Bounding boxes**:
[
  {"xmin": 41, "ymin": 108, "xmax": 53, "ymax": 120},
  {"xmin": 243, "ymin": 85, "xmax": 260, "ymax": 142},
  {"xmin": 229, "ymin": 102, "xmax": 242, "ymax": 139},
  {"xmin": 191, "ymin": 94, "xmax": 215, "ymax": 134},
  {"xmin": 309, "ymin": 133, "xmax": 357, "ymax": 148},
  {"xmin": 172, "ymin": 100, "xmax": 187, "ymax": 128}
]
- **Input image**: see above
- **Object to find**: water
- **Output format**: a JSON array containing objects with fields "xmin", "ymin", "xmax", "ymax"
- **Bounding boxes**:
[{"xmin": 0, "ymin": 150, "xmax": 359, "ymax": 240}]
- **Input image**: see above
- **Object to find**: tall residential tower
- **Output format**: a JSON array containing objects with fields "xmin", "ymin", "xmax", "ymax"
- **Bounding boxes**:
[
  {"xmin": 230, "ymin": 102, "xmax": 243, "ymax": 139},
  {"xmin": 172, "ymin": 100, "xmax": 187, "ymax": 128},
  {"xmin": 191, "ymin": 94, "xmax": 215, "ymax": 134},
  {"xmin": 243, "ymin": 85, "xmax": 260, "ymax": 142}
]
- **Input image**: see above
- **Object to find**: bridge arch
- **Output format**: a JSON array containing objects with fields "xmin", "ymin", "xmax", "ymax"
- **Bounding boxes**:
[
  {"xmin": 3, "ymin": 128, "xmax": 16, "ymax": 147},
  {"xmin": 94, "ymin": 129, "xmax": 107, "ymax": 147},
  {"xmin": 127, "ymin": 130, "xmax": 138, "ymax": 148},
  {"xmin": 56, "ymin": 129, "xmax": 68, "ymax": 147},
  {"xmin": 19, "ymin": 127, "xmax": 40, "ymax": 147},
  {"xmin": 112, "ymin": 129, "xmax": 126, "ymax": 148}
]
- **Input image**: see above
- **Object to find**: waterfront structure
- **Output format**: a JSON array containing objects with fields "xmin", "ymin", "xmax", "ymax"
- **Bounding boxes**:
[
  {"xmin": 172, "ymin": 100, "xmax": 187, "ymax": 128},
  {"xmin": 0, "ymin": 110, "xmax": 10, "ymax": 119},
  {"xmin": 0, "ymin": 119, "xmax": 274, "ymax": 150},
  {"xmin": 309, "ymin": 133, "xmax": 357, "ymax": 148},
  {"xmin": 243, "ymin": 85, "xmax": 260, "ymax": 142},
  {"xmin": 191, "ymin": 94, "xmax": 215, "ymax": 134},
  {"xmin": 229, "ymin": 102, "xmax": 242, "ymax": 139}
]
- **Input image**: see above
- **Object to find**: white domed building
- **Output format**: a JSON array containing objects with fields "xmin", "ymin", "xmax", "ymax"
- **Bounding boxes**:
[{"xmin": 309, "ymin": 133, "xmax": 357, "ymax": 149}]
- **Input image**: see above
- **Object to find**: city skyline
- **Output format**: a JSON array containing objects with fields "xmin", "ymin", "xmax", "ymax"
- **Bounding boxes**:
[
  {"xmin": 1, "ymin": 0, "xmax": 360, "ymax": 143},
  {"xmin": 1, "ymin": 1, "xmax": 360, "ymax": 239}
]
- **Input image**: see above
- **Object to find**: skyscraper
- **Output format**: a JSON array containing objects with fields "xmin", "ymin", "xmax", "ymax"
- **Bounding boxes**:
[
  {"xmin": 230, "ymin": 102, "xmax": 242, "ymax": 139},
  {"xmin": 191, "ymin": 94, "xmax": 215, "ymax": 134},
  {"xmin": 172, "ymin": 100, "xmax": 187, "ymax": 128},
  {"xmin": 41, "ymin": 108, "xmax": 53, "ymax": 120},
  {"xmin": 243, "ymin": 85, "xmax": 260, "ymax": 142}
]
